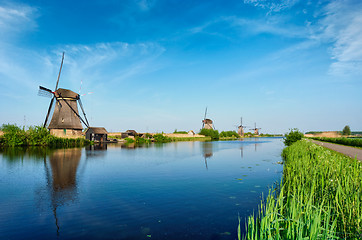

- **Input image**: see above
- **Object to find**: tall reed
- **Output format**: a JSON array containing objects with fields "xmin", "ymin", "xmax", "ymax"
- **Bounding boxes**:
[{"xmin": 241, "ymin": 140, "xmax": 362, "ymax": 239}]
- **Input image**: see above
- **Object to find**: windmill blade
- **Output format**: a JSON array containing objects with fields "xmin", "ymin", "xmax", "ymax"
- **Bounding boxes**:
[
  {"xmin": 54, "ymin": 52, "xmax": 65, "ymax": 91},
  {"xmin": 78, "ymin": 98, "xmax": 90, "ymax": 127},
  {"xmin": 202, "ymin": 107, "xmax": 207, "ymax": 128},
  {"xmin": 43, "ymin": 97, "xmax": 55, "ymax": 128},
  {"xmin": 60, "ymin": 94, "xmax": 89, "ymax": 128},
  {"xmin": 38, "ymin": 86, "xmax": 53, "ymax": 98}
]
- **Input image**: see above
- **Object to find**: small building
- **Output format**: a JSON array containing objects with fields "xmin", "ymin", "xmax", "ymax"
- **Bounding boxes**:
[
  {"xmin": 188, "ymin": 130, "xmax": 195, "ymax": 136},
  {"xmin": 85, "ymin": 127, "xmax": 108, "ymax": 142}
]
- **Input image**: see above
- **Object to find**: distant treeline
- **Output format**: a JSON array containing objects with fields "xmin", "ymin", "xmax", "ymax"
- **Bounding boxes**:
[
  {"xmin": 311, "ymin": 137, "xmax": 362, "ymax": 148},
  {"xmin": 0, "ymin": 124, "xmax": 90, "ymax": 147}
]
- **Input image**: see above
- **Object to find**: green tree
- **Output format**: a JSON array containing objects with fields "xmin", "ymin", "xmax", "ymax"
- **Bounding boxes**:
[
  {"xmin": 199, "ymin": 128, "xmax": 219, "ymax": 140},
  {"xmin": 284, "ymin": 128, "xmax": 304, "ymax": 146},
  {"xmin": 342, "ymin": 125, "xmax": 351, "ymax": 136}
]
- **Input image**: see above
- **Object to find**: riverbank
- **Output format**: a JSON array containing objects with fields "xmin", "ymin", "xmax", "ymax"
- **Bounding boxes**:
[
  {"xmin": 0, "ymin": 125, "xmax": 90, "ymax": 147},
  {"xmin": 241, "ymin": 139, "xmax": 362, "ymax": 239}
]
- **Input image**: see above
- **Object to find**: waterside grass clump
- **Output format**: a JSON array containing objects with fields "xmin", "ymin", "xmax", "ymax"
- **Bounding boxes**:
[
  {"xmin": 311, "ymin": 137, "xmax": 362, "ymax": 148},
  {"xmin": 0, "ymin": 124, "xmax": 90, "ymax": 147},
  {"xmin": 241, "ymin": 140, "xmax": 362, "ymax": 240}
]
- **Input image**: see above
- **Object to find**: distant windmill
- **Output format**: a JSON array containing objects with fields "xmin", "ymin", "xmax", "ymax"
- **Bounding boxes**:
[
  {"xmin": 38, "ymin": 52, "xmax": 90, "ymax": 137},
  {"xmin": 201, "ymin": 107, "xmax": 214, "ymax": 130},
  {"xmin": 250, "ymin": 122, "xmax": 261, "ymax": 135},
  {"xmin": 237, "ymin": 117, "xmax": 248, "ymax": 136}
]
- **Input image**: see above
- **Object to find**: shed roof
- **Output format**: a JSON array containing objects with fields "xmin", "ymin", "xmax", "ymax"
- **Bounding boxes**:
[
  {"xmin": 87, "ymin": 127, "xmax": 108, "ymax": 134},
  {"xmin": 126, "ymin": 130, "xmax": 137, "ymax": 134}
]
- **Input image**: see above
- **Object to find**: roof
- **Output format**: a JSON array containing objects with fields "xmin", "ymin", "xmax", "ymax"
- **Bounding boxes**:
[
  {"xmin": 86, "ymin": 127, "xmax": 108, "ymax": 134},
  {"xmin": 203, "ymin": 118, "xmax": 213, "ymax": 124},
  {"xmin": 55, "ymin": 88, "xmax": 79, "ymax": 99},
  {"xmin": 126, "ymin": 130, "xmax": 137, "ymax": 134}
]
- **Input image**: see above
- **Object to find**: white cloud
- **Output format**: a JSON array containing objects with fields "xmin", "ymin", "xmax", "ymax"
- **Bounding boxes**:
[
  {"xmin": 244, "ymin": 0, "xmax": 300, "ymax": 14},
  {"xmin": 0, "ymin": 2, "xmax": 38, "ymax": 35},
  {"xmin": 317, "ymin": 0, "xmax": 362, "ymax": 76}
]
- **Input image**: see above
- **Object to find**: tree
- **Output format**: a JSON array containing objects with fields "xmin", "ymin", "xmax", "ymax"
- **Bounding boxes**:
[
  {"xmin": 284, "ymin": 128, "xmax": 304, "ymax": 146},
  {"xmin": 342, "ymin": 125, "xmax": 351, "ymax": 136}
]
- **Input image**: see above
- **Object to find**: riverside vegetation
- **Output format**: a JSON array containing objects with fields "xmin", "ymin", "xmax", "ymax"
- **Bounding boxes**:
[
  {"xmin": 0, "ymin": 124, "xmax": 90, "ymax": 147},
  {"xmin": 311, "ymin": 137, "xmax": 362, "ymax": 148},
  {"xmin": 240, "ymin": 138, "xmax": 362, "ymax": 239}
]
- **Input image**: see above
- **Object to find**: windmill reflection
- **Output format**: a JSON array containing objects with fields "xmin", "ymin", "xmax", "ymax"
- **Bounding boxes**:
[
  {"xmin": 201, "ymin": 142, "xmax": 213, "ymax": 170},
  {"xmin": 43, "ymin": 148, "xmax": 82, "ymax": 235}
]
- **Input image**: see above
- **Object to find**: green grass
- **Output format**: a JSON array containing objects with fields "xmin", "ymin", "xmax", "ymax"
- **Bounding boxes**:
[
  {"xmin": 170, "ymin": 136, "xmax": 211, "ymax": 142},
  {"xmin": 311, "ymin": 137, "xmax": 362, "ymax": 148},
  {"xmin": 241, "ymin": 140, "xmax": 362, "ymax": 240},
  {"xmin": 0, "ymin": 124, "xmax": 90, "ymax": 147}
]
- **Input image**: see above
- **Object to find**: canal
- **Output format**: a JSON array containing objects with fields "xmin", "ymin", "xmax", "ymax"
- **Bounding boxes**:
[{"xmin": 0, "ymin": 137, "xmax": 284, "ymax": 240}]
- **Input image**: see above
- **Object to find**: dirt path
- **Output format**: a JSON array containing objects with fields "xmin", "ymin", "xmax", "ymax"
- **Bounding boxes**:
[{"xmin": 310, "ymin": 139, "xmax": 362, "ymax": 161}]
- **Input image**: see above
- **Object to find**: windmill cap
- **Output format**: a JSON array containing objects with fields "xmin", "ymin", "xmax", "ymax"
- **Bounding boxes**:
[{"xmin": 55, "ymin": 88, "xmax": 79, "ymax": 99}]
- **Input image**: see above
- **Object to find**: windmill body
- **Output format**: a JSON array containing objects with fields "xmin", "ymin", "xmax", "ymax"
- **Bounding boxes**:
[
  {"xmin": 39, "ymin": 53, "xmax": 89, "ymax": 138},
  {"xmin": 250, "ymin": 122, "xmax": 261, "ymax": 136},
  {"xmin": 201, "ymin": 107, "xmax": 215, "ymax": 130},
  {"xmin": 48, "ymin": 88, "xmax": 84, "ymax": 137},
  {"xmin": 202, "ymin": 119, "xmax": 214, "ymax": 130},
  {"xmin": 237, "ymin": 117, "xmax": 247, "ymax": 136}
]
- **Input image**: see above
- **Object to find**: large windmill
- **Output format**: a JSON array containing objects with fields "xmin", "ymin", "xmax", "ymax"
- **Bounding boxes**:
[
  {"xmin": 250, "ymin": 122, "xmax": 261, "ymax": 135},
  {"xmin": 201, "ymin": 107, "xmax": 214, "ymax": 130},
  {"xmin": 38, "ymin": 52, "xmax": 90, "ymax": 137}
]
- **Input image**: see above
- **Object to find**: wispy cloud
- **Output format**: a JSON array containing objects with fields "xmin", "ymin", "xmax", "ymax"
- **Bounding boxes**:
[
  {"xmin": 0, "ymin": 2, "xmax": 38, "ymax": 35},
  {"xmin": 244, "ymin": 0, "xmax": 300, "ymax": 14},
  {"xmin": 316, "ymin": 0, "xmax": 362, "ymax": 76},
  {"xmin": 188, "ymin": 15, "xmax": 307, "ymax": 39},
  {"xmin": 54, "ymin": 42, "xmax": 166, "ymax": 90}
]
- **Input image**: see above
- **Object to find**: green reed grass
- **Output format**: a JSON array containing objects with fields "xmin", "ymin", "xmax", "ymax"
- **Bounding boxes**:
[{"xmin": 241, "ymin": 139, "xmax": 362, "ymax": 240}]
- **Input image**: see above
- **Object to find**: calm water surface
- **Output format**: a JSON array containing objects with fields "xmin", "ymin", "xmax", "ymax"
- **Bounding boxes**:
[{"xmin": 0, "ymin": 138, "xmax": 284, "ymax": 240}]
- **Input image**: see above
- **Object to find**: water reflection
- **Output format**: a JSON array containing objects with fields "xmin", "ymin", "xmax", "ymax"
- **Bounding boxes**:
[
  {"xmin": 201, "ymin": 142, "xmax": 213, "ymax": 170},
  {"xmin": 44, "ymin": 148, "xmax": 82, "ymax": 235}
]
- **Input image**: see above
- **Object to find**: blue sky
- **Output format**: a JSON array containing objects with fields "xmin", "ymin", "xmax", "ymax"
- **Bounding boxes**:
[{"xmin": 0, "ymin": 0, "xmax": 361, "ymax": 134}]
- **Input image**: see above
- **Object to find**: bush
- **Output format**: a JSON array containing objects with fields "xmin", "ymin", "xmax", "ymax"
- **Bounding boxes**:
[
  {"xmin": 153, "ymin": 134, "xmax": 172, "ymax": 143},
  {"xmin": 0, "ymin": 124, "xmax": 90, "ymax": 147},
  {"xmin": 199, "ymin": 128, "xmax": 219, "ymax": 140},
  {"xmin": 283, "ymin": 128, "xmax": 304, "ymax": 146},
  {"xmin": 220, "ymin": 131, "xmax": 240, "ymax": 138},
  {"xmin": 173, "ymin": 130, "xmax": 188, "ymax": 134}
]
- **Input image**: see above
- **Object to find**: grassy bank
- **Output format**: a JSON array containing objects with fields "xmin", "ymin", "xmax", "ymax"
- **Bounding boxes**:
[
  {"xmin": 0, "ymin": 124, "xmax": 90, "ymax": 147},
  {"xmin": 311, "ymin": 137, "xmax": 362, "ymax": 148},
  {"xmin": 241, "ymin": 140, "xmax": 362, "ymax": 239}
]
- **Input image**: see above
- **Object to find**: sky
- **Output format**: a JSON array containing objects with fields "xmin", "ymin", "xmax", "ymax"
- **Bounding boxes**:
[{"xmin": 0, "ymin": 0, "xmax": 361, "ymax": 134}]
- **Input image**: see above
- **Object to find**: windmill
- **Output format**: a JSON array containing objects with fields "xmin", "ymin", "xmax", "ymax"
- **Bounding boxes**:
[
  {"xmin": 201, "ymin": 107, "xmax": 214, "ymax": 130},
  {"xmin": 237, "ymin": 117, "xmax": 248, "ymax": 136},
  {"xmin": 250, "ymin": 122, "xmax": 261, "ymax": 135},
  {"xmin": 38, "ymin": 52, "xmax": 90, "ymax": 137}
]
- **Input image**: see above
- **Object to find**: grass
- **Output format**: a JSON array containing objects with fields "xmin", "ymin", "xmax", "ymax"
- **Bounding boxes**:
[
  {"xmin": 311, "ymin": 137, "xmax": 362, "ymax": 148},
  {"xmin": 241, "ymin": 139, "xmax": 362, "ymax": 240},
  {"xmin": 0, "ymin": 124, "xmax": 90, "ymax": 147}
]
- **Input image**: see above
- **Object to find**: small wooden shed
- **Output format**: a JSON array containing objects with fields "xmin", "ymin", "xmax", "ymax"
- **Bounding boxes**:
[{"xmin": 86, "ymin": 127, "xmax": 108, "ymax": 142}]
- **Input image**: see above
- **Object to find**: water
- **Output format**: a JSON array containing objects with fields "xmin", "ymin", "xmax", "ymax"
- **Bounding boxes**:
[{"xmin": 0, "ymin": 137, "xmax": 284, "ymax": 240}]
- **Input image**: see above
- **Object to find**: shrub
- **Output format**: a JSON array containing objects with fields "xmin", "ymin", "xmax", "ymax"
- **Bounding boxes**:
[
  {"xmin": 220, "ymin": 131, "xmax": 240, "ymax": 138},
  {"xmin": 283, "ymin": 128, "xmax": 303, "ymax": 146},
  {"xmin": 199, "ymin": 128, "xmax": 219, "ymax": 140},
  {"xmin": 153, "ymin": 134, "xmax": 172, "ymax": 143}
]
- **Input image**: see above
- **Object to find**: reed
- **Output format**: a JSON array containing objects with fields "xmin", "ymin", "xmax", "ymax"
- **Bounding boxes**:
[{"xmin": 241, "ymin": 140, "xmax": 362, "ymax": 239}]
